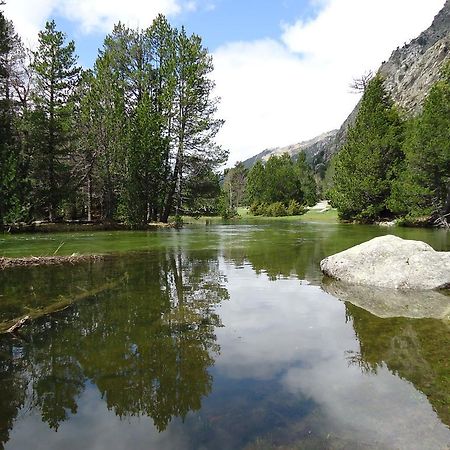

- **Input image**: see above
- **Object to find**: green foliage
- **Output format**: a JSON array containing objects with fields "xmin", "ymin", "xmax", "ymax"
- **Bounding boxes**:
[
  {"xmin": 246, "ymin": 160, "xmax": 266, "ymax": 205},
  {"xmin": 249, "ymin": 200, "xmax": 306, "ymax": 217},
  {"xmin": 266, "ymin": 202, "xmax": 287, "ymax": 217},
  {"xmin": 329, "ymin": 76, "xmax": 404, "ymax": 222},
  {"xmin": 29, "ymin": 20, "xmax": 81, "ymax": 220},
  {"xmin": 223, "ymin": 162, "xmax": 247, "ymax": 209},
  {"xmin": 0, "ymin": 11, "xmax": 226, "ymax": 226},
  {"xmin": 294, "ymin": 153, "xmax": 318, "ymax": 206},
  {"xmin": 287, "ymin": 199, "xmax": 306, "ymax": 216},
  {"xmin": 388, "ymin": 62, "xmax": 450, "ymax": 226},
  {"xmin": 218, "ymin": 190, "xmax": 237, "ymax": 219},
  {"xmin": 171, "ymin": 214, "xmax": 184, "ymax": 228},
  {"xmin": 249, "ymin": 202, "xmax": 267, "ymax": 216},
  {"xmin": 246, "ymin": 153, "xmax": 317, "ymax": 208},
  {"xmin": 76, "ymin": 16, "xmax": 226, "ymax": 224}
]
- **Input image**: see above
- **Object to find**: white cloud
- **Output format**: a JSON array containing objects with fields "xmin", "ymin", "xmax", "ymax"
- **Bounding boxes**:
[
  {"xmin": 3, "ymin": 0, "xmax": 56, "ymax": 47},
  {"xmin": 57, "ymin": 0, "xmax": 182, "ymax": 34},
  {"xmin": 3, "ymin": 0, "xmax": 185, "ymax": 44},
  {"xmin": 213, "ymin": 0, "xmax": 445, "ymax": 164},
  {"xmin": 3, "ymin": 0, "xmax": 446, "ymax": 165}
]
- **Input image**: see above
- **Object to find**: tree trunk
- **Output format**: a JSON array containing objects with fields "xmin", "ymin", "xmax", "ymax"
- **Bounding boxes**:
[{"xmin": 87, "ymin": 175, "xmax": 92, "ymax": 222}]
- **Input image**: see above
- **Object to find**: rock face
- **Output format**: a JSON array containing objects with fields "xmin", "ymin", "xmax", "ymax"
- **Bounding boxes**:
[
  {"xmin": 241, "ymin": 129, "xmax": 338, "ymax": 170},
  {"xmin": 324, "ymin": 0, "xmax": 450, "ymax": 161},
  {"xmin": 243, "ymin": 2, "xmax": 449, "ymax": 171},
  {"xmin": 320, "ymin": 235, "xmax": 450, "ymax": 290}
]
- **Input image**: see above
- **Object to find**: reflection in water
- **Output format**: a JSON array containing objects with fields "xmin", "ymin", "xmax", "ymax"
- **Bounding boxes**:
[
  {"xmin": 323, "ymin": 279, "xmax": 450, "ymax": 319},
  {"xmin": 0, "ymin": 249, "xmax": 227, "ymax": 446},
  {"xmin": 0, "ymin": 223, "xmax": 449, "ymax": 449},
  {"xmin": 346, "ymin": 303, "xmax": 450, "ymax": 428}
]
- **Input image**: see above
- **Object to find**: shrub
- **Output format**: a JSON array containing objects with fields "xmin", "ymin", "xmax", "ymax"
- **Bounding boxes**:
[
  {"xmin": 287, "ymin": 199, "xmax": 306, "ymax": 216},
  {"xmin": 266, "ymin": 202, "xmax": 287, "ymax": 217}
]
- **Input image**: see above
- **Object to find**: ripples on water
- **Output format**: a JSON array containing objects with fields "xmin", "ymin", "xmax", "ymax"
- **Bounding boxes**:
[{"xmin": 0, "ymin": 223, "xmax": 449, "ymax": 449}]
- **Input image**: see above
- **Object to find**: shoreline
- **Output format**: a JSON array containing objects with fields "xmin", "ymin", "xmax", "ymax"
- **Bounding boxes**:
[
  {"xmin": 1, "ymin": 221, "xmax": 177, "ymax": 234},
  {"xmin": 0, "ymin": 254, "xmax": 104, "ymax": 270}
]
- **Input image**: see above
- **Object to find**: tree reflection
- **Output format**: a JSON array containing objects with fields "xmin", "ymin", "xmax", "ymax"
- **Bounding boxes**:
[
  {"xmin": 0, "ymin": 249, "xmax": 228, "ymax": 445},
  {"xmin": 345, "ymin": 303, "xmax": 450, "ymax": 427}
]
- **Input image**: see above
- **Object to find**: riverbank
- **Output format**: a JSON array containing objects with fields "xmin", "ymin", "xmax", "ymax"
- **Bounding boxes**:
[
  {"xmin": 182, "ymin": 207, "xmax": 339, "ymax": 225},
  {"xmin": 1, "ymin": 221, "xmax": 177, "ymax": 234},
  {"xmin": 0, "ymin": 254, "xmax": 104, "ymax": 270}
]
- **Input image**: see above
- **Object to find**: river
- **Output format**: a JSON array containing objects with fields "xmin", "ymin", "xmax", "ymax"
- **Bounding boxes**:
[{"xmin": 0, "ymin": 221, "xmax": 449, "ymax": 449}]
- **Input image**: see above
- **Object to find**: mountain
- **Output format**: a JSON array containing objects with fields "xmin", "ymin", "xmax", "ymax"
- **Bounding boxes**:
[
  {"xmin": 242, "ymin": 129, "xmax": 338, "ymax": 170},
  {"xmin": 326, "ymin": 0, "xmax": 450, "ymax": 161},
  {"xmin": 244, "ymin": 1, "xmax": 450, "ymax": 170}
]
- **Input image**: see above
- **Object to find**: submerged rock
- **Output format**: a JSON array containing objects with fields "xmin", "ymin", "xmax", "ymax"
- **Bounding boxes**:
[
  {"xmin": 322, "ymin": 280, "xmax": 450, "ymax": 319},
  {"xmin": 320, "ymin": 235, "xmax": 450, "ymax": 290}
]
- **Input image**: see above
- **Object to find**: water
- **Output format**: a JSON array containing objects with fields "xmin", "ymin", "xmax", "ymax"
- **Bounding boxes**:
[{"xmin": 0, "ymin": 222, "xmax": 449, "ymax": 449}]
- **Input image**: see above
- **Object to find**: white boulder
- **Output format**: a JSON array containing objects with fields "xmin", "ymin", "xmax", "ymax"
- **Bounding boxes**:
[{"xmin": 320, "ymin": 235, "xmax": 450, "ymax": 290}]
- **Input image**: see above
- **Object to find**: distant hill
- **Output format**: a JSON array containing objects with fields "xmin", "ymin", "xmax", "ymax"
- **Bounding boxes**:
[
  {"xmin": 244, "ymin": 1, "xmax": 450, "ymax": 171},
  {"xmin": 242, "ymin": 129, "xmax": 338, "ymax": 170}
]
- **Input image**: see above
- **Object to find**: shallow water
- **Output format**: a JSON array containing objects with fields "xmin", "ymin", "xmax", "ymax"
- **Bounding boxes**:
[{"xmin": 0, "ymin": 222, "xmax": 449, "ymax": 449}]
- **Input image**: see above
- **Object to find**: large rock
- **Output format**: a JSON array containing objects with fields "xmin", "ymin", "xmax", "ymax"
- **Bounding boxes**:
[{"xmin": 320, "ymin": 235, "xmax": 450, "ymax": 290}]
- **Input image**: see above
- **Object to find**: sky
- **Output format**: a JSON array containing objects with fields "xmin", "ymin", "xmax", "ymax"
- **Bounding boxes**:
[{"xmin": 3, "ymin": 0, "xmax": 446, "ymax": 165}]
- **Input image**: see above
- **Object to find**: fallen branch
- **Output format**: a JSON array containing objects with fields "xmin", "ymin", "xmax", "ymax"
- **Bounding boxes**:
[
  {"xmin": 6, "ymin": 315, "xmax": 31, "ymax": 333},
  {"xmin": 0, "ymin": 254, "xmax": 103, "ymax": 270},
  {"xmin": 0, "ymin": 274, "xmax": 127, "ymax": 334}
]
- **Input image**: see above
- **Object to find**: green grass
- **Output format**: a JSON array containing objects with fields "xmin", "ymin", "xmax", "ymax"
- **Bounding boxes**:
[
  {"xmin": 300, "ymin": 208, "xmax": 339, "ymax": 223},
  {"xmin": 182, "ymin": 207, "xmax": 339, "ymax": 224},
  {"xmin": 238, "ymin": 207, "xmax": 338, "ymax": 223}
]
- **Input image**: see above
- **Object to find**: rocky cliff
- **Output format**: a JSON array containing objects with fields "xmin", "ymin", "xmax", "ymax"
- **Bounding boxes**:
[
  {"xmin": 242, "ymin": 129, "xmax": 337, "ymax": 170},
  {"xmin": 244, "ymin": 1, "xmax": 449, "ymax": 170},
  {"xmin": 324, "ymin": 0, "xmax": 449, "ymax": 161}
]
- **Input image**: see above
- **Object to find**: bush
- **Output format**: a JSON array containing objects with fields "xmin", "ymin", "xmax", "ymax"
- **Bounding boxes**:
[
  {"xmin": 249, "ymin": 202, "xmax": 261, "ymax": 215},
  {"xmin": 287, "ymin": 199, "xmax": 306, "ymax": 216},
  {"xmin": 249, "ymin": 202, "xmax": 269, "ymax": 216},
  {"xmin": 266, "ymin": 202, "xmax": 287, "ymax": 217}
]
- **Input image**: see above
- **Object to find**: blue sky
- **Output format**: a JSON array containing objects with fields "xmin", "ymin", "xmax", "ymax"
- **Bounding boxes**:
[
  {"xmin": 23, "ymin": 0, "xmax": 321, "ymax": 67},
  {"xmin": 4, "ymin": 0, "xmax": 446, "ymax": 164}
]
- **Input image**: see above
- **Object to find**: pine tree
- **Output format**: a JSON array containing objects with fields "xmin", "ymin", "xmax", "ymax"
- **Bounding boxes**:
[
  {"xmin": 161, "ymin": 27, "xmax": 227, "ymax": 221},
  {"xmin": 223, "ymin": 162, "xmax": 247, "ymax": 210},
  {"xmin": 389, "ymin": 62, "xmax": 450, "ymax": 226},
  {"xmin": 0, "ymin": 9, "xmax": 14, "ymax": 225},
  {"xmin": 295, "ymin": 152, "xmax": 318, "ymax": 206},
  {"xmin": 30, "ymin": 20, "xmax": 81, "ymax": 220},
  {"xmin": 329, "ymin": 76, "xmax": 404, "ymax": 222},
  {"xmin": 0, "ymin": 13, "xmax": 28, "ymax": 224},
  {"xmin": 246, "ymin": 160, "xmax": 265, "ymax": 205}
]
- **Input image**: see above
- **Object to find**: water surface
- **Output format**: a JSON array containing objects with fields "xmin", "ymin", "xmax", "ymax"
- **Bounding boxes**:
[{"xmin": 0, "ymin": 222, "xmax": 449, "ymax": 449}]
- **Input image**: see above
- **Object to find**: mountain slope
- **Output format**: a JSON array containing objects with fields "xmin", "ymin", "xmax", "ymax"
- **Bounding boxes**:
[
  {"xmin": 244, "ymin": 1, "xmax": 449, "ymax": 170},
  {"xmin": 325, "ymin": 0, "xmax": 449, "ymax": 161},
  {"xmin": 242, "ymin": 129, "xmax": 337, "ymax": 169}
]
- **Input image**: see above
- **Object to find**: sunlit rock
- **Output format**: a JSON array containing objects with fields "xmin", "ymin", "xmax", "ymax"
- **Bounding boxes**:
[{"xmin": 320, "ymin": 235, "xmax": 450, "ymax": 290}]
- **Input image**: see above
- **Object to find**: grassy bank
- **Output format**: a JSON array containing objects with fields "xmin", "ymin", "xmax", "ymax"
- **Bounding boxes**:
[{"xmin": 182, "ymin": 207, "xmax": 339, "ymax": 224}]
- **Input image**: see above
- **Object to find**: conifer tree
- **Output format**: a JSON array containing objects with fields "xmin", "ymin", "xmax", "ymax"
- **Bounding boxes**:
[
  {"xmin": 245, "ymin": 160, "xmax": 266, "ymax": 205},
  {"xmin": 389, "ymin": 62, "xmax": 450, "ymax": 226},
  {"xmin": 30, "ymin": 20, "xmax": 81, "ymax": 220},
  {"xmin": 295, "ymin": 152, "xmax": 318, "ymax": 206},
  {"xmin": 0, "ymin": 9, "xmax": 14, "ymax": 225},
  {"xmin": 329, "ymin": 76, "xmax": 403, "ymax": 222}
]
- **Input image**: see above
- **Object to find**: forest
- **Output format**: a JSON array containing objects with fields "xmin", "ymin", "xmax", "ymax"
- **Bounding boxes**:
[
  {"xmin": 224, "ymin": 67, "xmax": 450, "ymax": 227},
  {"xmin": 1, "ymin": 3, "xmax": 449, "ymax": 227},
  {"xmin": 0, "ymin": 9, "xmax": 226, "ymax": 226},
  {"xmin": 328, "ymin": 69, "xmax": 450, "ymax": 227}
]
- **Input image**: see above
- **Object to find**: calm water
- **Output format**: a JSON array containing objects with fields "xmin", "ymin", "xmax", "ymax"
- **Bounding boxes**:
[{"xmin": 0, "ymin": 222, "xmax": 449, "ymax": 449}]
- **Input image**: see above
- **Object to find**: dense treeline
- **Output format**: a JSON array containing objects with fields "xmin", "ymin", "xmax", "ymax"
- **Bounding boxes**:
[
  {"xmin": 328, "ymin": 65, "xmax": 450, "ymax": 227},
  {"xmin": 220, "ymin": 153, "xmax": 318, "ymax": 218},
  {"xmin": 0, "ymin": 7, "xmax": 226, "ymax": 226}
]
